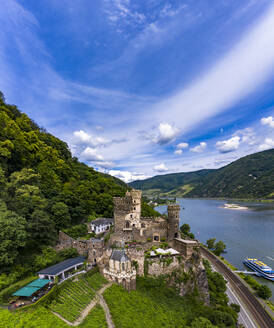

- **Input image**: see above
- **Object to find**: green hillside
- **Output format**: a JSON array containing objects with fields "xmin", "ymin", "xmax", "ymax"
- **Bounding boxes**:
[
  {"xmin": 0, "ymin": 92, "xmax": 127, "ymax": 272},
  {"xmin": 130, "ymin": 150, "xmax": 274, "ymax": 199}
]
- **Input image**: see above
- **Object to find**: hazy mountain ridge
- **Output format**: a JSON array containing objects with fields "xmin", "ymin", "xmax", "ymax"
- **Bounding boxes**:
[{"xmin": 130, "ymin": 149, "xmax": 274, "ymax": 199}]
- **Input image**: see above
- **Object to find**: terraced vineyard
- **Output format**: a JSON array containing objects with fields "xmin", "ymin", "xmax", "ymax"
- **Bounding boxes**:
[
  {"xmin": 49, "ymin": 272, "xmax": 107, "ymax": 322},
  {"xmin": 84, "ymin": 272, "xmax": 108, "ymax": 291}
]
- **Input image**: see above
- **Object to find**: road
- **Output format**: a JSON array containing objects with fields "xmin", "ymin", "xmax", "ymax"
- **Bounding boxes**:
[
  {"xmin": 201, "ymin": 247, "xmax": 274, "ymax": 328},
  {"xmin": 209, "ymin": 260, "xmax": 257, "ymax": 328}
]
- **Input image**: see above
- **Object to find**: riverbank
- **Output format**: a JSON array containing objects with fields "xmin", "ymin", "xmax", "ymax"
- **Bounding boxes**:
[{"xmin": 201, "ymin": 246, "xmax": 274, "ymax": 321}]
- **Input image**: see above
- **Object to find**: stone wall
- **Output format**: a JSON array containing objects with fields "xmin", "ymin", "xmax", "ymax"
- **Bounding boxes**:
[
  {"xmin": 146, "ymin": 255, "xmax": 181, "ymax": 276},
  {"xmin": 55, "ymin": 231, "xmax": 88, "ymax": 255},
  {"xmin": 172, "ymin": 238, "xmax": 199, "ymax": 258}
]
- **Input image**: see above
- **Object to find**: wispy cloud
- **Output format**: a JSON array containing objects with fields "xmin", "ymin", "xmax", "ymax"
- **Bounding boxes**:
[
  {"xmin": 258, "ymin": 138, "xmax": 274, "ymax": 151},
  {"xmin": 151, "ymin": 4, "xmax": 274, "ymax": 134},
  {"xmin": 190, "ymin": 142, "xmax": 207, "ymax": 153},
  {"xmin": 261, "ymin": 116, "xmax": 274, "ymax": 128}
]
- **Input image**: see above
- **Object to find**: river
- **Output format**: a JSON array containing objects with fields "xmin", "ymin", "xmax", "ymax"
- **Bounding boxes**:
[{"xmin": 155, "ymin": 198, "xmax": 274, "ymax": 302}]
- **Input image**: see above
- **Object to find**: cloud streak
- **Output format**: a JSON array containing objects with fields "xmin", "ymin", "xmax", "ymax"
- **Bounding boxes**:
[{"xmin": 152, "ymin": 4, "xmax": 274, "ymax": 134}]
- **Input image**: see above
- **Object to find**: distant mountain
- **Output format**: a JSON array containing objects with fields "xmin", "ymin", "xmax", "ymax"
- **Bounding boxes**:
[{"xmin": 129, "ymin": 149, "xmax": 274, "ymax": 199}]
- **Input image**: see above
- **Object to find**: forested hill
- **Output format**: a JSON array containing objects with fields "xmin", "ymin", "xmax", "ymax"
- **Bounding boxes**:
[
  {"xmin": 130, "ymin": 149, "xmax": 274, "ymax": 199},
  {"xmin": 0, "ymin": 92, "xmax": 128, "ymax": 270}
]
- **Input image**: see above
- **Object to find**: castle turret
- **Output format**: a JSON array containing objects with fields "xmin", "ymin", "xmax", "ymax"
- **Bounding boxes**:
[
  {"xmin": 113, "ymin": 189, "xmax": 142, "ymax": 232},
  {"xmin": 167, "ymin": 204, "xmax": 180, "ymax": 241}
]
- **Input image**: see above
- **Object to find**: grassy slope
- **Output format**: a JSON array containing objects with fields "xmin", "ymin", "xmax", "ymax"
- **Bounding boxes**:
[
  {"xmin": 0, "ymin": 305, "xmax": 107, "ymax": 328},
  {"xmin": 130, "ymin": 149, "xmax": 274, "ymax": 199}
]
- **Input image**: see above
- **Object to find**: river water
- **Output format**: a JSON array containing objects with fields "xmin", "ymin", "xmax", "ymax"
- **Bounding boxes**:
[{"xmin": 155, "ymin": 198, "xmax": 274, "ymax": 301}]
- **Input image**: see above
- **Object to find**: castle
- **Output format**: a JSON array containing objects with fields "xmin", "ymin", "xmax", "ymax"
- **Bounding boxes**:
[
  {"xmin": 110, "ymin": 189, "xmax": 180, "ymax": 244},
  {"xmin": 56, "ymin": 189, "xmax": 199, "ymax": 291}
]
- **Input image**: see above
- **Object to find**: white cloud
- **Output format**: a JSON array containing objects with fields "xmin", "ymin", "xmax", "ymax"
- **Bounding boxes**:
[
  {"xmin": 216, "ymin": 136, "xmax": 241, "ymax": 153},
  {"xmin": 81, "ymin": 147, "xmax": 104, "ymax": 161},
  {"xmin": 233, "ymin": 128, "xmax": 256, "ymax": 145},
  {"xmin": 108, "ymin": 170, "xmax": 149, "ymax": 183},
  {"xmin": 153, "ymin": 163, "xmax": 168, "ymax": 172},
  {"xmin": 190, "ymin": 142, "xmax": 207, "ymax": 153},
  {"xmin": 261, "ymin": 116, "xmax": 274, "ymax": 128},
  {"xmin": 95, "ymin": 161, "xmax": 114, "ymax": 169},
  {"xmin": 73, "ymin": 130, "xmax": 110, "ymax": 147},
  {"xmin": 258, "ymin": 138, "xmax": 274, "ymax": 151},
  {"xmin": 174, "ymin": 149, "xmax": 182, "ymax": 155},
  {"xmin": 154, "ymin": 4, "xmax": 274, "ymax": 134},
  {"xmin": 154, "ymin": 122, "xmax": 179, "ymax": 145},
  {"xmin": 177, "ymin": 142, "xmax": 189, "ymax": 149}
]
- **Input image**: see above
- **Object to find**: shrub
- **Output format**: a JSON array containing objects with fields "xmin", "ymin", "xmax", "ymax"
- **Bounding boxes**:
[{"xmin": 257, "ymin": 285, "xmax": 272, "ymax": 299}]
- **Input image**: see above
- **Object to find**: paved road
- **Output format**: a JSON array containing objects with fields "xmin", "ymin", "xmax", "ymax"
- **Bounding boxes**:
[
  {"xmin": 209, "ymin": 260, "xmax": 257, "ymax": 328},
  {"xmin": 201, "ymin": 247, "xmax": 274, "ymax": 328}
]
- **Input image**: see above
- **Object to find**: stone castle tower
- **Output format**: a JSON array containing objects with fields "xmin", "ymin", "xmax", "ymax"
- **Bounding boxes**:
[
  {"xmin": 167, "ymin": 204, "xmax": 180, "ymax": 241},
  {"xmin": 113, "ymin": 189, "xmax": 142, "ymax": 232}
]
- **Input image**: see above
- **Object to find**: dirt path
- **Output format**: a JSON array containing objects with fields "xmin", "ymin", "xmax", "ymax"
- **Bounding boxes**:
[
  {"xmin": 98, "ymin": 293, "xmax": 115, "ymax": 328},
  {"xmin": 52, "ymin": 282, "xmax": 113, "ymax": 327},
  {"xmin": 72, "ymin": 297, "xmax": 98, "ymax": 326}
]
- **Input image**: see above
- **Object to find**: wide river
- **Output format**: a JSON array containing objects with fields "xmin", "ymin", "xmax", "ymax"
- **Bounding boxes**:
[{"xmin": 156, "ymin": 198, "xmax": 274, "ymax": 301}]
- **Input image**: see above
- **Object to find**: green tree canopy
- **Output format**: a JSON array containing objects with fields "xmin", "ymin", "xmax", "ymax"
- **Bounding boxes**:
[
  {"xmin": 257, "ymin": 284, "xmax": 272, "ymax": 299},
  {"xmin": 206, "ymin": 238, "xmax": 216, "ymax": 250},
  {"xmin": 0, "ymin": 210, "xmax": 27, "ymax": 266}
]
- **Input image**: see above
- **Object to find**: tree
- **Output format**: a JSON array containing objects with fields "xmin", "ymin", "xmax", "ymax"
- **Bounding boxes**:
[
  {"xmin": 191, "ymin": 317, "xmax": 217, "ymax": 328},
  {"xmin": 214, "ymin": 241, "xmax": 226, "ymax": 256},
  {"xmin": 257, "ymin": 285, "xmax": 272, "ymax": 299},
  {"xmin": 206, "ymin": 238, "xmax": 216, "ymax": 250},
  {"xmin": 27, "ymin": 209, "xmax": 56, "ymax": 245},
  {"xmin": 51, "ymin": 202, "xmax": 71, "ymax": 231},
  {"xmin": 180, "ymin": 223, "xmax": 190, "ymax": 234},
  {"xmin": 230, "ymin": 303, "xmax": 240, "ymax": 313},
  {"xmin": 0, "ymin": 210, "xmax": 27, "ymax": 266}
]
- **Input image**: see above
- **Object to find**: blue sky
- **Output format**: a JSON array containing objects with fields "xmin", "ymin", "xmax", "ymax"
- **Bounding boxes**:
[{"xmin": 1, "ymin": 0, "xmax": 274, "ymax": 182}]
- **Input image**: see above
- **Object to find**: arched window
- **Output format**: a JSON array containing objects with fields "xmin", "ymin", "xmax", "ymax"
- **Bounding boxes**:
[
  {"xmin": 122, "ymin": 263, "xmax": 125, "ymax": 271},
  {"xmin": 125, "ymin": 221, "xmax": 130, "ymax": 228}
]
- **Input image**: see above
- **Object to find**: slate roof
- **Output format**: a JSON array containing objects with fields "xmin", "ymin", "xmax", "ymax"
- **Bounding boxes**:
[
  {"xmin": 110, "ymin": 250, "xmax": 130, "ymax": 262},
  {"xmin": 37, "ymin": 256, "xmax": 86, "ymax": 275},
  {"xmin": 91, "ymin": 218, "xmax": 114, "ymax": 227}
]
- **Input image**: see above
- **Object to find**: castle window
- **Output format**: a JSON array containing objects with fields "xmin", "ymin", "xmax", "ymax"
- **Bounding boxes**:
[
  {"xmin": 141, "ymin": 223, "xmax": 145, "ymax": 228},
  {"xmin": 134, "ymin": 207, "xmax": 136, "ymax": 210},
  {"xmin": 174, "ymin": 233, "xmax": 178, "ymax": 238},
  {"xmin": 153, "ymin": 235, "xmax": 159, "ymax": 241},
  {"xmin": 130, "ymin": 214, "xmax": 133, "ymax": 218},
  {"xmin": 122, "ymin": 263, "xmax": 125, "ymax": 271},
  {"xmin": 133, "ymin": 224, "xmax": 135, "ymax": 227},
  {"xmin": 125, "ymin": 221, "xmax": 130, "ymax": 228}
]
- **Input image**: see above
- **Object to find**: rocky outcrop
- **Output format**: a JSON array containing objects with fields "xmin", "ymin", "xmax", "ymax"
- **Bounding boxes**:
[{"xmin": 145, "ymin": 250, "xmax": 210, "ymax": 305}]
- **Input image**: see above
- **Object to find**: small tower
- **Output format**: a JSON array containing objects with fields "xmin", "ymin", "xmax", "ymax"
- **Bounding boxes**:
[
  {"xmin": 113, "ymin": 189, "xmax": 142, "ymax": 232},
  {"xmin": 167, "ymin": 204, "xmax": 180, "ymax": 241}
]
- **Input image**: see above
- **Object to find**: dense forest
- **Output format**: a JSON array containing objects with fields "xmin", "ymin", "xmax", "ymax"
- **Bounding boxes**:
[
  {"xmin": 130, "ymin": 149, "xmax": 274, "ymax": 199},
  {"xmin": 0, "ymin": 92, "xmax": 130, "ymax": 275}
]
